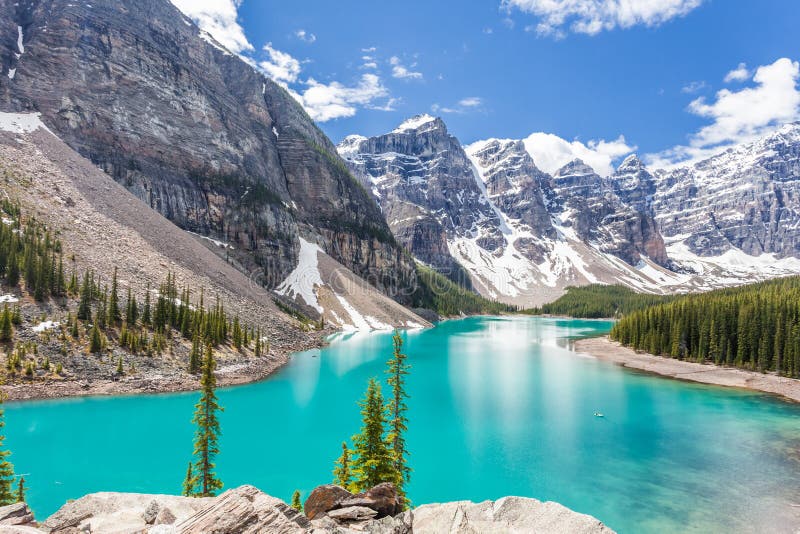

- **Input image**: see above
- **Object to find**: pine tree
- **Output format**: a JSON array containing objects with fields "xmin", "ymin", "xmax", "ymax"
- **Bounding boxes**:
[
  {"xmin": 16, "ymin": 476, "xmax": 24, "ymax": 503},
  {"xmin": 77, "ymin": 271, "xmax": 92, "ymax": 321},
  {"xmin": 386, "ymin": 331, "xmax": 411, "ymax": 505},
  {"xmin": 291, "ymin": 490, "xmax": 302, "ymax": 512},
  {"xmin": 333, "ymin": 442, "xmax": 352, "ymax": 490},
  {"xmin": 254, "ymin": 328, "xmax": 262, "ymax": 358},
  {"xmin": 189, "ymin": 344, "xmax": 223, "ymax": 497},
  {"xmin": 89, "ymin": 319, "xmax": 103, "ymax": 353},
  {"xmin": 5, "ymin": 248, "xmax": 18, "ymax": 287},
  {"xmin": 142, "ymin": 285, "xmax": 152, "ymax": 327},
  {"xmin": 0, "ymin": 305, "xmax": 12, "ymax": 342},
  {"xmin": 350, "ymin": 378, "xmax": 397, "ymax": 492},
  {"xmin": 109, "ymin": 267, "xmax": 120, "ymax": 325},
  {"xmin": 0, "ymin": 397, "xmax": 15, "ymax": 505},
  {"xmin": 181, "ymin": 461, "xmax": 196, "ymax": 497},
  {"xmin": 116, "ymin": 357, "xmax": 124, "ymax": 375},
  {"xmin": 189, "ymin": 333, "xmax": 202, "ymax": 374}
]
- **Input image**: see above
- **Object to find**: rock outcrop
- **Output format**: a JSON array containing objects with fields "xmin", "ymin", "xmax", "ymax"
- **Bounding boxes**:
[
  {"xmin": 28, "ymin": 484, "xmax": 615, "ymax": 533},
  {"xmin": 0, "ymin": 502, "xmax": 36, "ymax": 528},
  {"xmin": 0, "ymin": 0, "xmax": 417, "ymax": 303}
]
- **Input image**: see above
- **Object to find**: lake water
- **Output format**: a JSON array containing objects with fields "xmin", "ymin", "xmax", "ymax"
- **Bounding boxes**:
[{"xmin": 7, "ymin": 316, "xmax": 800, "ymax": 532}]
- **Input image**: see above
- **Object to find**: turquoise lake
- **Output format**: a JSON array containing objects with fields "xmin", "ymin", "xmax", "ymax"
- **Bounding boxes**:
[{"xmin": 7, "ymin": 316, "xmax": 800, "ymax": 532}]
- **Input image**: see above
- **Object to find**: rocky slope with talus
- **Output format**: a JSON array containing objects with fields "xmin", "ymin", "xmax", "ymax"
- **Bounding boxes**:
[{"xmin": 0, "ymin": 0, "xmax": 417, "ymax": 303}]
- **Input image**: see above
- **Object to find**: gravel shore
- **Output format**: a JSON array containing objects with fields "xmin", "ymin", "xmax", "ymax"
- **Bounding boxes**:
[{"xmin": 574, "ymin": 336, "xmax": 800, "ymax": 403}]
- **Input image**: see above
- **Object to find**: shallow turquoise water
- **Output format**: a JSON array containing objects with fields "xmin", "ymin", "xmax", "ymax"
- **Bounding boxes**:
[{"xmin": 7, "ymin": 317, "xmax": 800, "ymax": 532}]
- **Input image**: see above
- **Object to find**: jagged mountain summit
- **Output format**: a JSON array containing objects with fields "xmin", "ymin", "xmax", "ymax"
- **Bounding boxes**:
[
  {"xmin": 0, "ymin": 0, "xmax": 418, "ymax": 318},
  {"xmin": 0, "ymin": 0, "xmax": 437, "ymax": 330},
  {"xmin": 339, "ymin": 118, "xmax": 800, "ymax": 306}
]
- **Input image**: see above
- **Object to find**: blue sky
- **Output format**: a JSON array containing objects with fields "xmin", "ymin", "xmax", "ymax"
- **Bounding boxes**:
[{"xmin": 173, "ymin": 0, "xmax": 800, "ymax": 174}]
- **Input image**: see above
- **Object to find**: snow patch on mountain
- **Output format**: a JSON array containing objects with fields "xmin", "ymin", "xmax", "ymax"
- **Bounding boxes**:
[
  {"xmin": 393, "ymin": 114, "xmax": 436, "ymax": 133},
  {"xmin": 275, "ymin": 237, "xmax": 324, "ymax": 313},
  {"xmin": 0, "ymin": 112, "xmax": 53, "ymax": 135}
]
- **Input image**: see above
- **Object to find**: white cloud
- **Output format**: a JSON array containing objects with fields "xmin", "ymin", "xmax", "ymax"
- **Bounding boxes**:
[
  {"xmin": 299, "ymin": 74, "xmax": 389, "ymax": 122},
  {"xmin": 459, "ymin": 97, "xmax": 482, "ymax": 107},
  {"xmin": 431, "ymin": 97, "xmax": 485, "ymax": 115},
  {"xmin": 170, "ymin": 0, "xmax": 253, "ymax": 53},
  {"xmin": 504, "ymin": 0, "xmax": 703, "ymax": 37},
  {"xmin": 681, "ymin": 80, "xmax": 707, "ymax": 94},
  {"xmin": 174, "ymin": 2, "xmax": 390, "ymax": 122},
  {"xmin": 294, "ymin": 29, "xmax": 316, "ymax": 43},
  {"xmin": 647, "ymin": 57, "xmax": 800, "ymax": 166},
  {"xmin": 724, "ymin": 62, "xmax": 751, "ymax": 83},
  {"xmin": 258, "ymin": 43, "xmax": 302, "ymax": 84},
  {"xmin": 522, "ymin": 133, "xmax": 635, "ymax": 176},
  {"xmin": 390, "ymin": 56, "xmax": 423, "ymax": 80}
]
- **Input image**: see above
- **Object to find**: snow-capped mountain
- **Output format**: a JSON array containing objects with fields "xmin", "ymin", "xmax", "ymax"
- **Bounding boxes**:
[{"xmin": 338, "ymin": 117, "xmax": 800, "ymax": 306}]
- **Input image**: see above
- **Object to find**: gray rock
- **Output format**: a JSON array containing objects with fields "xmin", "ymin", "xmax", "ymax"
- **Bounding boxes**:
[
  {"xmin": 173, "ymin": 485, "xmax": 310, "ymax": 534},
  {"xmin": 2, "ymin": 0, "xmax": 416, "ymax": 304},
  {"xmin": 143, "ymin": 500, "xmax": 159, "ymax": 524},
  {"xmin": 303, "ymin": 485, "xmax": 353, "ymax": 520},
  {"xmin": 326, "ymin": 506, "xmax": 378, "ymax": 522},
  {"xmin": 0, "ymin": 502, "xmax": 35, "ymax": 527}
]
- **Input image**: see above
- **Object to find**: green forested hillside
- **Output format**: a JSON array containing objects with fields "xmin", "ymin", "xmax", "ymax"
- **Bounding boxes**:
[
  {"xmin": 611, "ymin": 277, "xmax": 800, "ymax": 377},
  {"xmin": 525, "ymin": 285, "xmax": 673, "ymax": 318},
  {"xmin": 412, "ymin": 265, "xmax": 513, "ymax": 317}
]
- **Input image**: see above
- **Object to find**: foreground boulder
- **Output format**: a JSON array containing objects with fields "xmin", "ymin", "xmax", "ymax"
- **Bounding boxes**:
[
  {"xmin": 304, "ymin": 482, "xmax": 401, "ymax": 521},
  {"xmin": 40, "ymin": 492, "xmax": 212, "ymax": 533},
  {"xmin": 31, "ymin": 485, "xmax": 614, "ymax": 533},
  {"xmin": 403, "ymin": 496, "xmax": 614, "ymax": 533},
  {"xmin": 302, "ymin": 485, "xmax": 353, "ymax": 520},
  {"xmin": 174, "ymin": 485, "xmax": 309, "ymax": 533},
  {"xmin": 0, "ymin": 502, "xmax": 36, "ymax": 527}
]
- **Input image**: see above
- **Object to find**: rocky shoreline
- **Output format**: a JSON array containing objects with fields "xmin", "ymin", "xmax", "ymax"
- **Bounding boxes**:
[
  {"xmin": 1, "ymin": 336, "xmax": 327, "ymax": 403},
  {"xmin": 575, "ymin": 336, "xmax": 800, "ymax": 403},
  {"xmin": 2, "ymin": 482, "xmax": 615, "ymax": 533}
]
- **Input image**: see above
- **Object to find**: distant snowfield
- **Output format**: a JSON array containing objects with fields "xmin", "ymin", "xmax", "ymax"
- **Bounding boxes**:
[
  {"xmin": 0, "ymin": 112, "xmax": 53, "ymax": 135},
  {"xmin": 275, "ymin": 237, "xmax": 424, "ymax": 331}
]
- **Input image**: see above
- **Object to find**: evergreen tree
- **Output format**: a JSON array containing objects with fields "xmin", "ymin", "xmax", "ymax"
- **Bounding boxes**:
[
  {"xmin": 386, "ymin": 332, "xmax": 411, "ymax": 505},
  {"xmin": 89, "ymin": 319, "xmax": 103, "ymax": 353},
  {"xmin": 181, "ymin": 461, "xmax": 196, "ymax": 497},
  {"xmin": 333, "ymin": 442, "xmax": 352, "ymax": 490},
  {"xmin": 349, "ymin": 378, "xmax": 397, "ymax": 492},
  {"xmin": 0, "ymin": 305, "xmax": 12, "ymax": 342},
  {"xmin": 109, "ymin": 267, "xmax": 120, "ymax": 325},
  {"xmin": 16, "ymin": 476, "xmax": 24, "ymax": 503},
  {"xmin": 142, "ymin": 285, "xmax": 152, "ymax": 327},
  {"xmin": 0, "ymin": 396, "xmax": 15, "ymax": 505},
  {"xmin": 189, "ymin": 344, "xmax": 223, "ymax": 497},
  {"xmin": 77, "ymin": 272, "xmax": 92, "ymax": 321},
  {"xmin": 291, "ymin": 490, "xmax": 302, "ymax": 512},
  {"xmin": 188, "ymin": 333, "xmax": 202, "ymax": 374},
  {"xmin": 116, "ymin": 357, "xmax": 124, "ymax": 375}
]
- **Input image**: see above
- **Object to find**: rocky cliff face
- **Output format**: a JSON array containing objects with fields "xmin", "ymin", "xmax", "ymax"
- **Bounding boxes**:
[
  {"xmin": 651, "ymin": 123, "xmax": 800, "ymax": 260},
  {"xmin": 552, "ymin": 159, "xmax": 667, "ymax": 267},
  {"xmin": 341, "ymin": 117, "xmax": 800, "ymax": 306},
  {"xmin": 339, "ymin": 115, "xmax": 506, "ymax": 287},
  {"xmin": 0, "ymin": 0, "xmax": 416, "ymax": 302}
]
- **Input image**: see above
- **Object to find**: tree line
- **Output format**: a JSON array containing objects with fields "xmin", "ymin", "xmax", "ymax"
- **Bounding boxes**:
[
  {"xmin": 524, "ymin": 284, "xmax": 674, "ymax": 319},
  {"xmin": 0, "ymin": 203, "xmax": 264, "ymax": 374},
  {"xmin": 611, "ymin": 276, "xmax": 800, "ymax": 377}
]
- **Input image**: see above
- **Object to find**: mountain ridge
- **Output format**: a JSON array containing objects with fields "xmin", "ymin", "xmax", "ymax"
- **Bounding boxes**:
[{"xmin": 339, "ymin": 117, "xmax": 800, "ymax": 306}]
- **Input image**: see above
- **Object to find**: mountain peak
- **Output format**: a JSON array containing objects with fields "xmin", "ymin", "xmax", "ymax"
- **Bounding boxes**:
[
  {"xmin": 616, "ymin": 154, "xmax": 644, "ymax": 173},
  {"xmin": 555, "ymin": 158, "xmax": 597, "ymax": 177},
  {"xmin": 392, "ymin": 114, "xmax": 442, "ymax": 134}
]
